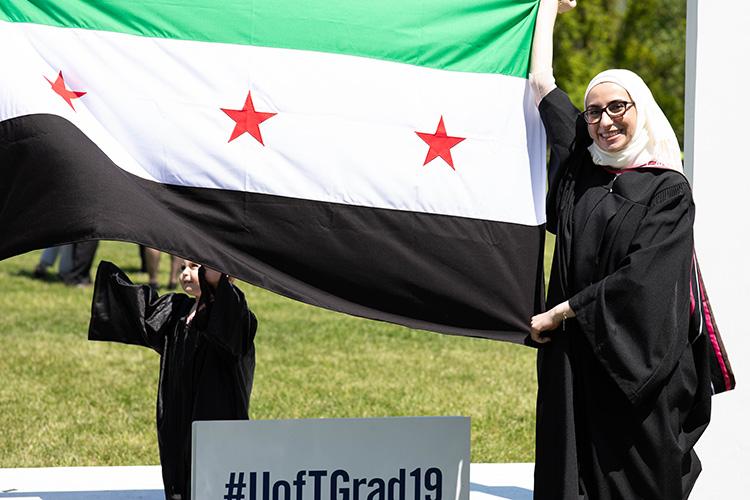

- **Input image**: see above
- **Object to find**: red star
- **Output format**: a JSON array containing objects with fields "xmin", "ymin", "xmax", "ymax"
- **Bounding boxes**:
[
  {"xmin": 221, "ymin": 90, "xmax": 277, "ymax": 145},
  {"xmin": 44, "ymin": 71, "xmax": 86, "ymax": 111},
  {"xmin": 415, "ymin": 116, "xmax": 465, "ymax": 170}
]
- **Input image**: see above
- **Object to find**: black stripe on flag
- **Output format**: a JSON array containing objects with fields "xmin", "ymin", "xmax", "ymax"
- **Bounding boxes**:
[{"xmin": 0, "ymin": 114, "xmax": 545, "ymax": 341}]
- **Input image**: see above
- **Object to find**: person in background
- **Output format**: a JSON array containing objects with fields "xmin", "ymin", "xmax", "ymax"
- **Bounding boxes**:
[
  {"xmin": 88, "ymin": 258, "xmax": 257, "ymax": 500},
  {"xmin": 527, "ymin": 1, "xmax": 712, "ymax": 498},
  {"xmin": 59, "ymin": 241, "xmax": 98, "ymax": 287},
  {"xmin": 143, "ymin": 247, "xmax": 182, "ymax": 290},
  {"xmin": 32, "ymin": 244, "xmax": 73, "ymax": 279}
]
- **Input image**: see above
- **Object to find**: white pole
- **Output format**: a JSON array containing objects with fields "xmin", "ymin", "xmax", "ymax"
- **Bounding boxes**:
[{"xmin": 686, "ymin": 1, "xmax": 750, "ymax": 498}]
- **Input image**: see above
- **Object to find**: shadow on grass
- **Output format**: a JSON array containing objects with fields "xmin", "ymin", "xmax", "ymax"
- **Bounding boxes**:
[
  {"xmin": 111, "ymin": 264, "xmax": 146, "ymax": 274},
  {"xmin": 14, "ymin": 266, "xmax": 149, "ymax": 285},
  {"xmin": 14, "ymin": 269, "xmax": 64, "ymax": 283},
  {"xmin": 470, "ymin": 482, "xmax": 533, "ymax": 500}
]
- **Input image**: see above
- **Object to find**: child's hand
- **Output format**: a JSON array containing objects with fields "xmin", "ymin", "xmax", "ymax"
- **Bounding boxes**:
[{"xmin": 200, "ymin": 266, "xmax": 223, "ymax": 290}]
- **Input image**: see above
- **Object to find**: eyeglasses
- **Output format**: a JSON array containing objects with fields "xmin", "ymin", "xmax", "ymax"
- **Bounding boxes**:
[{"xmin": 581, "ymin": 100, "xmax": 635, "ymax": 124}]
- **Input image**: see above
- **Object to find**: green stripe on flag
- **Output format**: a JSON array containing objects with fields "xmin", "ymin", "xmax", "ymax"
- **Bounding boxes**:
[{"xmin": 0, "ymin": 0, "xmax": 539, "ymax": 77}]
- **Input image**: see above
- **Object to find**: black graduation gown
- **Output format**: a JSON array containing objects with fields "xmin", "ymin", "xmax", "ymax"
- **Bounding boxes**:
[
  {"xmin": 533, "ymin": 88, "xmax": 712, "ymax": 500},
  {"xmin": 88, "ymin": 260, "xmax": 257, "ymax": 500}
]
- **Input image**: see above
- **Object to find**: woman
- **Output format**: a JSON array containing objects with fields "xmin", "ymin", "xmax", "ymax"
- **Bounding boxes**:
[{"xmin": 527, "ymin": 1, "xmax": 712, "ymax": 498}]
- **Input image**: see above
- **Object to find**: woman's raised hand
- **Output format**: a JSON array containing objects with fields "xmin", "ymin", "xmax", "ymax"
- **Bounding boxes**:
[{"xmin": 557, "ymin": 0, "xmax": 577, "ymax": 14}]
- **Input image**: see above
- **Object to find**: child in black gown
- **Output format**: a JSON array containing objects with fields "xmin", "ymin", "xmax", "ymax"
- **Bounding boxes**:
[{"xmin": 89, "ymin": 259, "xmax": 257, "ymax": 500}]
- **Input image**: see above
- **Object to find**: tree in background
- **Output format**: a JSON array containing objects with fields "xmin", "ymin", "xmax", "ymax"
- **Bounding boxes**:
[
  {"xmin": 552, "ymin": 0, "xmax": 686, "ymax": 146},
  {"xmin": 614, "ymin": 0, "xmax": 686, "ymax": 146},
  {"xmin": 552, "ymin": 0, "xmax": 625, "ymax": 109}
]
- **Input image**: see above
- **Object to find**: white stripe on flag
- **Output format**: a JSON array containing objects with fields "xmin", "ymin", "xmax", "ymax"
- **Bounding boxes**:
[{"xmin": 1, "ymin": 21, "xmax": 546, "ymax": 225}]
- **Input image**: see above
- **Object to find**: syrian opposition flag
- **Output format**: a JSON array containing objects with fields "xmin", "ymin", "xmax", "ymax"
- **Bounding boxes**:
[{"xmin": 0, "ymin": 1, "xmax": 546, "ymax": 342}]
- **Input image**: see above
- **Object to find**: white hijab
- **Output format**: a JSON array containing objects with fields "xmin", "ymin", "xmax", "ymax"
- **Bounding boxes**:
[{"xmin": 584, "ymin": 69, "xmax": 683, "ymax": 172}]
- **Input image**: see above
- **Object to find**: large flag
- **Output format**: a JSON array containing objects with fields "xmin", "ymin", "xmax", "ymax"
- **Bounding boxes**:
[{"xmin": 0, "ymin": 1, "xmax": 546, "ymax": 342}]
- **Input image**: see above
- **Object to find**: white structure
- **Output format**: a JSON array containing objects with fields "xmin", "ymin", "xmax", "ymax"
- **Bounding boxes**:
[
  {"xmin": 686, "ymin": 1, "xmax": 750, "ymax": 498},
  {"xmin": 0, "ymin": 464, "xmax": 535, "ymax": 500}
]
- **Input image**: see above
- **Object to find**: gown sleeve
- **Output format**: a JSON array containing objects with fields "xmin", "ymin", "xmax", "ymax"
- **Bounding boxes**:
[
  {"xmin": 88, "ymin": 260, "xmax": 183, "ymax": 353},
  {"xmin": 196, "ymin": 268, "xmax": 257, "ymax": 358},
  {"xmin": 538, "ymin": 87, "xmax": 581, "ymax": 233},
  {"xmin": 568, "ymin": 181, "xmax": 694, "ymax": 406}
]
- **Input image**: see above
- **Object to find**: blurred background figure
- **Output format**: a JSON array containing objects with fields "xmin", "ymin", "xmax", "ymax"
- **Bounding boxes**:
[
  {"xmin": 32, "ymin": 244, "xmax": 73, "ymax": 280},
  {"xmin": 59, "ymin": 241, "xmax": 99, "ymax": 287},
  {"xmin": 143, "ymin": 246, "xmax": 181, "ymax": 290},
  {"xmin": 138, "ymin": 244, "xmax": 148, "ymax": 272}
]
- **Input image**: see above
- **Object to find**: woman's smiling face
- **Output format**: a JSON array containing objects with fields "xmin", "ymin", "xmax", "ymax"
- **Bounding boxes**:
[{"xmin": 585, "ymin": 82, "xmax": 637, "ymax": 153}]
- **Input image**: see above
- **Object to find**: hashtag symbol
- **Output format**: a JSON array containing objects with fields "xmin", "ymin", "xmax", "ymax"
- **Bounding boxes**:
[{"xmin": 224, "ymin": 471, "xmax": 246, "ymax": 500}]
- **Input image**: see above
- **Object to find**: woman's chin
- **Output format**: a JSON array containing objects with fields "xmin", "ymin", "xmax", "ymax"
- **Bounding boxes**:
[{"xmin": 597, "ymin": 139, "xmax": 627, "ymax": 153}]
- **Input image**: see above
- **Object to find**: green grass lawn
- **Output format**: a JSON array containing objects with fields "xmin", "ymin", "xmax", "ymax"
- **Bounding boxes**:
[{"xmin": 0, "ymin": 238, "xmax": 554, "ymax": 467}]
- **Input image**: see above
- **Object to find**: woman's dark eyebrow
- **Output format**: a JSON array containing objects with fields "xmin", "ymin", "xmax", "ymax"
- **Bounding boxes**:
[{"xmin": 587, "ymin": 99, "xmax": 628, "ymax": 110}]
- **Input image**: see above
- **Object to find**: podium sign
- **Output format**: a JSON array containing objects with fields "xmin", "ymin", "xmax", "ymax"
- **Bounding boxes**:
[{"xmin": 192, "ymin": 417, "xmax": 470, "ymax": 500}]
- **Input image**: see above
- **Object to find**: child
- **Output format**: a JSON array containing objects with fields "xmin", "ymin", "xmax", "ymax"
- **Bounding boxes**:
[{"xmin": 88, "ymin": 259, "xmax": 257, "ymax": 500}]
